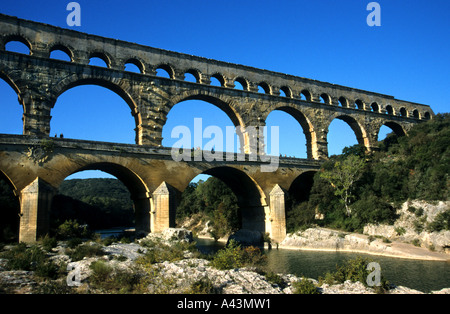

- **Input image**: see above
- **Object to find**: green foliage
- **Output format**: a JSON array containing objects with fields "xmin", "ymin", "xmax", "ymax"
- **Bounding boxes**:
[
  {"xmin": 65, "ymin": 242, "xmax": 105, "ymax": 261},
  {"xmin": 288, "ymin": 114, "xmax": 450, "ymax": 233},
  {"xmin": 428, "ymin": 209, "xmax": 450, "ymax": 232},
  {"xmin": 176, "ymin": 177, "xmax": 241, "ymax": 237},
  {"xmin": 210, "ymin": 240, "xmax": 266, "ymax": 270},
  {"xmin": 51, "ymin": 178, "xmax": 135, "ymax": 232},
  {"xmin": 1, "ymin": 243, "xmax": 60, "ymax": 279},
  {"xmin": 292, "ymin": 277, "xmax": 320, "ymax": 294}
]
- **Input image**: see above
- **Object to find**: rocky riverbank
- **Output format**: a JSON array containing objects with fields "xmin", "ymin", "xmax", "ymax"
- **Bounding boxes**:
[
  {"xmin": 0, "ymin": 228, "xmax": 449, "ymax": 294},
  {"xmin": 281, "ymin": 200, "xmax": 450, "ymax": 261}
]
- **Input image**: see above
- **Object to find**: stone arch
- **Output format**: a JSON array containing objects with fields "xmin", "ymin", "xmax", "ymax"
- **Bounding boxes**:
[
  {"xmin": 288, "ymin": 170, "xmax": 317, "ymax": 203},
  {"xmin": 264, "ymin": 105, "xmax": 317, "ymax": 159},
  {"xmin": 51, "ymin": 75, "xmax": 142, "ymax": 144},
  {"xmin": 279, "ymin": 86, "xmax": 292, "ymax": 98},
  {"xmin": 154, "ymin": 64, "xmax": 175, "ymax": 79},
  {"xmin": 56, "ymin": 162, "xmax": 151, "ymax": 234},
  {"xmin": 320, "ymin": 93, "xmax": 332, "ymax": 105},
  {"xmin": 233, "ymin": 77, "xmax": 249, "ymax": 91},
  {"xmin": 88, "ymin": 51, "xmax": 113, "ymax": 68},
  {"xmin": 49, "ymin": 43, "xmax": 74, "ymax": 61},
  {"xmin": 326, "ymin": 114, "xmax": 369, "ymax": 152},
  {"xmin": 163, "ymin": 92, "xmax": 246, "ymax": 152},
  {"xmin": 3, "ymin": 34, "xmax": 32, "ymax": 54},
  {"xmin": 0, "ymin": 70, "xmax": 24, "ymax": 134},
  {"xmin": 184, "ymin": 68, "xmax": 202, "ymax": 83},
  {"xmin": 124, "ymin": 57, "xmax": 145, "ymax": 73},
  {"xmin": 300, "ymin": 89, "xmax": 312, "ymax": 102},
  {"xmin": 379, "ymin": 121, "xmax": 407, "ymax": 138},
  {"xmin": 195, "ymin": 166, "xmax": 267, "ymax": 233},
  {"xmin": 258, "ymin": 82, "xmax": 271, "ymax": 94},
  {"xmin": 0, "ymin": 170, "xmax": 20, "ymax": 242},
  {"xmin": 210, "ymin": 73, "xmax": 226, "ymax": 87}
]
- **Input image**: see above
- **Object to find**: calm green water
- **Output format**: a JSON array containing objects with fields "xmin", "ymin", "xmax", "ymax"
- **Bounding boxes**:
[{"xmin": 195, "ymin": 238, "xmax": 450, "ymax": 293}]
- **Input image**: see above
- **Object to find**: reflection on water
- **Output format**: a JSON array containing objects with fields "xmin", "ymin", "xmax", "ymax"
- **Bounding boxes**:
[{"xmin": 195, "ymin": 238, "xmax": 450, "ymax": 293}]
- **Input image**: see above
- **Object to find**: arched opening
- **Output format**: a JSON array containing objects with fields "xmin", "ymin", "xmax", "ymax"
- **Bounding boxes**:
[
  {"xmin": 338, "ymin": 97, "xmax": 348, "ymax": 107},
  {"xmin": 184, "ymin": 72, "xmax": 197, "ymax": 83},
  {"xmin": 286, "ymin": 171, "xmax": 317, "ymax": 232},
  {"xmin": 175, "ymin": 173, "xmax": 241, "ymax": 240},
  {"xmin": 320, "ymin": 93, "xmax": 331, "ymax": 105},
  {"xmin": 5, "ymin": 38, "xmax": 31, "ymax": 55},
  {"xmin": 371, "ymin": 102, "xmax": 380, "ymax": 113},
  {"xmin": 279, "ymin": 86, "xmax": 291, "ymax": 98},
  {"xmin": 265, "ymin": 108, "xmax": 309, "ymax": 159},
  {"xmin": 413, "ymin": 109, "xmax": 420, "ymax": 119},
  {"xmin": 0, "ymin": 171, "xmax": 20, "ymax": 243},
  {"xmin": 0, "ymin": 75, "xmax": 23, "ymax": 135},
  {"xmin": 162, "ymin": 97, "xmax": 243, "ymax": 153},
  {"xmin": 49, "ymin": 45, "xmax": 73, "ymax": 62},
  {"xmin": 355, "ymin": 99, "xmax": 365, "ymax": 110},
  {"xmin": 424, "ymin": 112, "xmax": 431, "ymax": 120},
  {"xmin": 300, "ymin": 89, "xmax": 312, "ymax": 102},
  {"xmin": 51, "ymin": 83, "xmax": 137, "ymax": 144},
  {"xmin": 155, "ymin": 65, "xmax": 173, "ymax": 79},
  {"xmin": 210, "ymin": 74, "xmax": 224, "ymax": 87},
  {"xmin": 327, "ymin": 116, "xmax": 366, "ymax": 156},
  {"xmin": 385, "ymin": 105, "xmax": 394, "ymax": 115},
  {"xmin": 258, "ymin": 82, "xmax": 271, "ymax": 94},
  {"xmin": 400, "ymin": 107, "xmax": 407, "ymax": 117},
  {"xmin": 51, "ymin": 164, "xmax": 150, "ymax": 239},
  {"xmin": 202, "ymin": 167, "xmax": 265, "ymax": 233},
  {"xmin": 233, "ymin": 77, "xmax": 248, "ymax": 91},
  {"xmin": 377, "ymin": 122, "xmax": 406, "ymax": 151},
  {"xmin": 124, "ymin": 59, "xmax": 144, "ymax": 73},
  {"xmin": 89, "ymin": 57, "xmax": 108, "ymax": 68},
  {"xmin": 184, "ymin": 69, "xmax": 200, "ymax": 83}
]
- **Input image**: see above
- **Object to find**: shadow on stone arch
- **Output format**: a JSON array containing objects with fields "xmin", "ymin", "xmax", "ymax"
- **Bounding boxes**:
[
  {"xmin": 200, "ymin": 166, "xmax": 267, "ymax": 234},
  {"xmin": 0, "ymin": 170, "xmax": 20, "ymax": 242},
  {"xmin": 52, "ymin": 162, "xmax": 151, "ymax": 237}
]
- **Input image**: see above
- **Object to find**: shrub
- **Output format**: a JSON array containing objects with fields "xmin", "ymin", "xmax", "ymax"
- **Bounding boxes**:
[
  {"xmin": 210, "ymin": 240, "xmax": 266, "ymax": 270},
  {"xmin": 428, "ymin": 209, "xmax": 450, "ymax": 232},
  {"xmin": 293, "ymin": 277, "xmax": 320, "ymax": 294},
  {"xmin": 66, "ymin": 242, "xmax": 104, "ymax": 261}
]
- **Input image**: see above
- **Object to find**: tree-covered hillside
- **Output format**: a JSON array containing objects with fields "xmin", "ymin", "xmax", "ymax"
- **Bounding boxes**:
[{"xmin": 287, "ymin": 113, "xmax": 450, "ymax": 233}]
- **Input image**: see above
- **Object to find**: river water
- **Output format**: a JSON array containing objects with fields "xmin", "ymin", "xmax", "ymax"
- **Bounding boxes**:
[{"xmin": 195, "ymin": 238, "xmax": 450, "ymax": 293}]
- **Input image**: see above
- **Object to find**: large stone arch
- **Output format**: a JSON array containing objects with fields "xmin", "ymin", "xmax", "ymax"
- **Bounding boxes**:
[
  {"xmin": 55, "ymin": 162, "xmax": 151, "ymax": 235},
  {"xmin": 181, "ymin": 165, "xmax": 268, "ymax": 234},
  {"xmin": 51, "ymin": 75, "xmax": 143, "ymax": 144},
  {"xmin": 162, "ymin": 91, "xmax": 247, "ymax": 153},
  {"xmin": 0, "ymin": 170, "xmax": 20, "ymax": 242},
  {"xmin": 263, "ymin": 105, "xmax": 318, "ymax": 159},
  {"xmin": 325, "ymin": 113, "xmax": 370, "ymax": 153}
]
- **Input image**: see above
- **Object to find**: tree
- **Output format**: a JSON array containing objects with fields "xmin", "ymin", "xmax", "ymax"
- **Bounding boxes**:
[{"xmin": 320, "ymin": 155, "xmax": 365, "ymax": 216}]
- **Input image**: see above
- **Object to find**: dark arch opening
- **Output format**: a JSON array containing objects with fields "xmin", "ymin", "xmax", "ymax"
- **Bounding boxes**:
[
  {"xmin": 300, "ymin": 90, "xmax": 312, "ymax": 102},
  {"xmin": 279, "ymin": 86, "xmax": 291, "ymax": 98},
  {"xmin": 51, "ymin": 163, "xmax": 150, "ymax": 238},
  {"xmin": 203, "ymin": 167, "xmax": 265, "ymax": 233},
  {"xmin": 0, "ymin": 74, "xmax": 23, "ymax": 135},
  {"xmin": 258, "ymin": 82, "xmax": 271, "ymax": 94},
  {"xmin": 355, "ymin": 99, "xmax": 365, "ymax": 110},
  {"xmin": 371, "ymin": 102, "xmax": 380, "ymax": 113},
  {"xmin": 184, "ymin": 69, "xmax": 201, "ymax": 83},
  {"xmin": 286, "ymin": 171, "xmax": 317, "ymax": 233},
  {"xmin": 265, "ymin": 107, "xmax": 311, "ymax": 159},
  {"xmin": 320, "ymin": 93, "xmax": 331, "ymax": 105},
  {"xmin": 0, "ymin": 171, "xmax": 20, "ymax": 243},
  {"xmin": 52, "ymin": 81, "xmax": 138, "ymax": 144},
  {"xmin": 162, "ymin": 97, "xmax": 243, "ymax": 153}
]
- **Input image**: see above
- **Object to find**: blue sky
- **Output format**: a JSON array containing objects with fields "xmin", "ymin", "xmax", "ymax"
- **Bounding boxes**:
[{"xmin": 1, "ymin": 0, "xmax": 449, "ymax": 180}]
